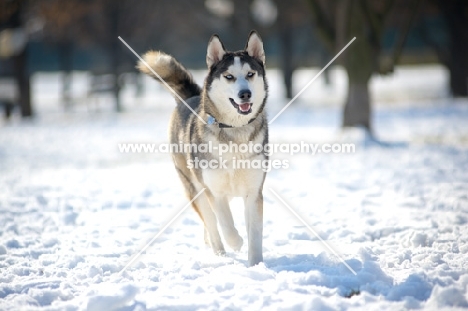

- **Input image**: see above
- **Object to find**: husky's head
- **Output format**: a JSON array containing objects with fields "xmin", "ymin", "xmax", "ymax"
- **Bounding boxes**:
[{"xmin": 204, "ymin": 31, "xmax": 267, "ymax": 127}]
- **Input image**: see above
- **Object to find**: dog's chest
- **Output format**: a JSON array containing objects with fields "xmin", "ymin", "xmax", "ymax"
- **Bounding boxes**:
[
  {"xmin": 201, "ymin": 127, "xmax": 266, "ymax": 197},
  {"xmin": 202, "ymin": 157, "xmax": 266, "ymax": 197}
]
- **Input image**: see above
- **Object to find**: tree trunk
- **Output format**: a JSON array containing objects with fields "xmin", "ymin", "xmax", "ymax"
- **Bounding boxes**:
[
  {"xmin": 439, "ymin": 0, "xmax": 468, "ymax": 97},
  {"xmin": 276, "ymin": 0, "xmax": 295, "ymax": 99},
  {"xmin": 279, "ymin": 22, "xmax": 294, "ymax": 98},
  {"xmin": 449, "ymin": 46, "xmax": 468, "ymax": 97},
  {"xmin": 112, "ymin": 65, "xmax": 122, "ymax": 112},
  {"xmin": 60, "ymin": 41, "xmax": 73, "ymax": 110},
  {"xmin": 320, "ymin": 51, "xmax": 331, "ymax": 85},
  {"xmin": 338, "ymin": 0, "xmax": 375, "ymax": 131},
  {"xmin": 13, "ymin": 47, "xmax": 32, "ymax": 117},
  {"xmin": 6, "ymin": 0, "xmax": 31, "ymax": 117},
  {"xmin": 449, "ymin": 51, "xmax": 468, "ymax": 97},
  {"xmin": 110, "ymin": 2, "xmax": 122, "ymax": 112},
  {"xmin": 343, "ymin": 80, "xmax": 371, "ymax": 129},
  {"xmin": 447, "ymin": 9, "xmax": 468, "ymax": 97}
]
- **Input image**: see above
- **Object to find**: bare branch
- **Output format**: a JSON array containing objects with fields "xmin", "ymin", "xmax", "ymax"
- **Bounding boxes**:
[
  {"xmin": 359, "ymin": 0, "xmax": 384, "ymax": 49},
  {"xmin": 382, "ymin": 0, "xmax": 396, "ymax": 18},
  {"xmin": 307, "ymin": 0, "xmax": 336, "ymax": 52},
  {"xmin": 383, "ymin": 0, "xmax": 424, "ymax": 73}
]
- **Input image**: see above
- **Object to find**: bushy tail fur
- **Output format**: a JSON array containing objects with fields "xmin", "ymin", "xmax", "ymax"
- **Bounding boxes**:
[{"xmin": 137, "ymin": 51, "xmax": 201, "ymax": 102}]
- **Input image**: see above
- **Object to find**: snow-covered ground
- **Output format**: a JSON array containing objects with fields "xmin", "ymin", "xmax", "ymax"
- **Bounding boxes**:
[{"xmin": 1, "ymin": 66, "xmax": 468, "ymax": 310}]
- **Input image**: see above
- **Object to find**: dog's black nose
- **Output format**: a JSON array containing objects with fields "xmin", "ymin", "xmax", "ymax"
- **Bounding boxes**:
[{"xmin": 238, "ymin": 89, "xmax": 252, "ymax": 101}]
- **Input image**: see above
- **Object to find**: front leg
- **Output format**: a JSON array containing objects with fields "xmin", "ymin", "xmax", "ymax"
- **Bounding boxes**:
[
  {"xmin": 195, "ymin": 191, "xmax": 225, "ymax": 255},
  {"xmin": 205, "ymin": 193, "xmax": 243, "ymax": 251},
  {"xmin": 244, "ymin": 191, "xmax": 263, "ymax": 266}
]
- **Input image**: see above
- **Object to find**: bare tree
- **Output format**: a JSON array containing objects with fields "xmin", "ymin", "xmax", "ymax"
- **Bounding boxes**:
[
  {"xmin": 308, "ymin": 0, "xmax": 421, "ymax": 132},
  {"xmin": 436, "ymin": 0, "xmax": 468, "ymax": 97},
  {"xmin": 34, "ymin": 0, "xmax": 96, "ymax": 109},
  {"xmin": 36, "ymin": 0, "xmax": 169, "ymax": 112},
  {"xmin": 274, "ymin": 0, "xmax": 310, "ymax": 99},
  {"xmin": 0, "ymin": 0, "xmax": 32, "ymax": 117}
]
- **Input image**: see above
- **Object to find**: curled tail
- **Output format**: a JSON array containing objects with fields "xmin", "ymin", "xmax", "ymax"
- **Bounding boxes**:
[{"xmin": 137, "ymin": 51, "xmax": 201, "ymax": 102}]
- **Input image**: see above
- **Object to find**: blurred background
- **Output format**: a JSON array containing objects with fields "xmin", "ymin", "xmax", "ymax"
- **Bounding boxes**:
[
  {"xmin": 1, "ymin": 3, "xmax": 468, "ymax": 308},
  {"xmin": 0, "ymin": 0, "xmax": 467, "ymax": 132}
]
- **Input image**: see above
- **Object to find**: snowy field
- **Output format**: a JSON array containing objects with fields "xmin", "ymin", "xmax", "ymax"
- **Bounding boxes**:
[{"xmin": 1, "ymin": 66, "xmax": 468, "ymax": 310}]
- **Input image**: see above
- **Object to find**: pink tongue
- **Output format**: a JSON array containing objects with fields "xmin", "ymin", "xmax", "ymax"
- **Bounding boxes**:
[{"xmin": 239, "ymin": 103, "xmax": 250, "ymax": 111}]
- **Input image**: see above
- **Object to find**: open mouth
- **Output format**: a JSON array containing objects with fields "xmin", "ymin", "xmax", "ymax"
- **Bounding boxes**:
[{"xmin": 229, "ymin": 98, "xmax": 252, "ymax": 115}]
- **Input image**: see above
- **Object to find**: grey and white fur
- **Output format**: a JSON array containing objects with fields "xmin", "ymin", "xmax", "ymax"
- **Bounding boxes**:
[{"xmin": 138, "ymin": 31, "xmax": 268, "ymax": 266}]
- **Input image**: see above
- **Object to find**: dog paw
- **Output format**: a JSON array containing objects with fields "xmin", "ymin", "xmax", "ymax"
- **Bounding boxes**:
[
  {"xmin": 214, "ymin": 249, "xmax": 226, "ymax": 256},
  {"xmin": 227, "ymin": 234, "xmax": 243, "ymax": 252}
]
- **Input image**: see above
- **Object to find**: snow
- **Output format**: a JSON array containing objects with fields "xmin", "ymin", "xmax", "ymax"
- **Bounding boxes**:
[{"xmin": 1, "ymin": 65, "xmax": 468, "ymax": 310}]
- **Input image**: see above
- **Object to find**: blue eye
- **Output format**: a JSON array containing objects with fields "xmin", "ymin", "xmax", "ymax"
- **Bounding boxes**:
[
  {"xmin": 225, "ymin": 74, "xmax": 234, "ymax": 80},
  {"xmin": 247, "ymin": 72, "xmax": 255, "ymax": 78}
]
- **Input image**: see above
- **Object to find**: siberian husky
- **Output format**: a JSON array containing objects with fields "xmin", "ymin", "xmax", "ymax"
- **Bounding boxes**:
[{"xmin": 138, "ymin": 31, "xmax": 268, "ymax": 266}]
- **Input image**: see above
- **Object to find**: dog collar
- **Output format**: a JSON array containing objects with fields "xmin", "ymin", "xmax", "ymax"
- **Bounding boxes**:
[{"xmin": 207, "ymin": 115, "xmax": 255, "ymax": 128}]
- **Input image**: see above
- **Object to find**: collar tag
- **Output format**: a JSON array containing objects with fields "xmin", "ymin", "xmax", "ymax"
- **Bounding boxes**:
[{"xmin": 207, "ymin": 115, "xmax": 216, "ymax": 125}]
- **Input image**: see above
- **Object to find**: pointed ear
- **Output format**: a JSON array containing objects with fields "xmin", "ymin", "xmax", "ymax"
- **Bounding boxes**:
[
  {"xmin": 206, "ymin": 35, "xmax": 226, "ymax": 68},
  {"xmin": 245, "ymin": 31, "xmax": 265, "ymax": 64}
]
